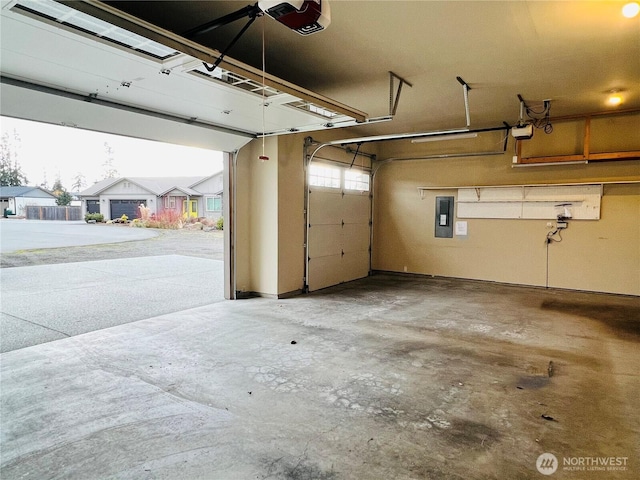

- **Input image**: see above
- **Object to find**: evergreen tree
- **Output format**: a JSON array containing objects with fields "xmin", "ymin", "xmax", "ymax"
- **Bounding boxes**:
[
  {"xmin": 55, "ymin": 191, "xmax": 73, "ymax": 206},
  {"xmin": 0, "ymin": 130, "xmax": 28, "ymax": 186},
  {"xmin": 52, "ymin": 175, "xmax": 64, "ymax": 195}
]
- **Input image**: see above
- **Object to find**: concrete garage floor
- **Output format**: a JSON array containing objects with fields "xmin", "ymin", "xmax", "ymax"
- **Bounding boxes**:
[{"xmin": 1, "ymin": 275, "xmax": 638, "ymax": 479}]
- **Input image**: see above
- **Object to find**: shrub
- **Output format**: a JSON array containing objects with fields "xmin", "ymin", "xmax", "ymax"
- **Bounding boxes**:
[
  {"xmin": 215, "ymin": 217, "xmax": 223, "ymax": 230},
  {"xmin": 144, "ymin": 210, "xmax": 183, "ymax": 229},
  {"xmin": 84, "ymin": 213, "xmax": 104, "ymax": 223},
  {"xmin": 138, "ymin": 204, "xmax": 152, "ymax": 221}
]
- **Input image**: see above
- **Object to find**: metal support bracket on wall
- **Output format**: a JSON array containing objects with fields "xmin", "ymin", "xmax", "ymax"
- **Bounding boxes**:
[
  {"xmin": 389, "ymin": 71, "xmax": 413, "ymax": 116},
  {"xmin": 456, "ymin": 76, "xmax": 472, "ymax": 128}
]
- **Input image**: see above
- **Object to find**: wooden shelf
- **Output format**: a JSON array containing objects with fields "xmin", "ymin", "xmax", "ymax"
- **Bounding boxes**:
[{"xmin": 515, "ymin": 110, "xmax": 640, "ymax": 165}]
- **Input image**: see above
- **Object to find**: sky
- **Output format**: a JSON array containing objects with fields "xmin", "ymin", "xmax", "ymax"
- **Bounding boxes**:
[{"xmin": 0, "ymin": 116, "xmax": 223, "ymax": 191}]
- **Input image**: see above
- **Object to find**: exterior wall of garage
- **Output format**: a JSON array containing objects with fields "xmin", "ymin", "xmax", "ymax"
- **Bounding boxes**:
[
  {"xmin": 6, "ymin": 196, "xmax": 57, "ymax": 216},
  {"xmin": 372, "ymin": 117, "xmax": 640, "ymax": 296},
  {"xmin": 84, "ymin": 182, "xmax": 156, "ymax": 220}
]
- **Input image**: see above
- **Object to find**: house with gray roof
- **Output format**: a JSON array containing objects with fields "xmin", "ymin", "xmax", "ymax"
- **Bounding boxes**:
[
  {"xmin": 78, "ymin": 174, "xmax": 223, "ymax": 221},
  {"xmin": 0, "ymin": 186, "xmax": 57, "ymax": 217}
]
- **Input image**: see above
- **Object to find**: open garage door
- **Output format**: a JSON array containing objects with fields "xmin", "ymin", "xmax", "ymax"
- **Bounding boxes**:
[
  {"xmin": 1, "ymin": 0, "xmax": 368, "ymax": 302},
  {"xmin": 306, "ymin": 161, "xmax": 372, "ymax": 292},
  {"xmin": 0, "ymin": 0, "xmax": 366, "ymax": 152}
]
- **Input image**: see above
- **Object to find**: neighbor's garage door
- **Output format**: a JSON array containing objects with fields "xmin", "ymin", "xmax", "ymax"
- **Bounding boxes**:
[
  {"xmin": 110, "ymin": 200, "xmax": 145, "ymax": 220},
  {"xmin": 86, "ymin": 200, "xmax": 100, "ymax": 214},
  {"xmin": 307, "ymin": 163, "xmax": 371, "ymax": 291}
]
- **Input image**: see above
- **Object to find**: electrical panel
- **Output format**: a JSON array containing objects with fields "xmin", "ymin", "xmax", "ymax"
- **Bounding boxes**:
[{"xmin": 435, "ymin": 196, "xmax": 454, "ymax": 238}]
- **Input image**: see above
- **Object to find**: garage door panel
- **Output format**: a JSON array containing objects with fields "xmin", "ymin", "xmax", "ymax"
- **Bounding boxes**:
[
  {"xmin": 309, "ymin": 190, "xmax": 343, "ymax": 225},
  {"xmin": 308, "ymin": 224, "xmax": 343, "ymax": 258},
  {"xmin": 110, "ymin": 200, "xmax": 145, "ymax": 220},
  {"xmin": 307, "ymin": 164, "xmax": 371, "ymax": 292},
  {"xmin": 342, "ymin": 251, "xmax": 369, "ymax": 282},
  {"xmin": 342, "ymin": 223, "xmax": 370, "ymax": 253},
  {"xmin": 342, "ymin": 194, "xmax": 370, "ymax": 223},
  {"xmin": 308, "ymin": 255, "xmax": 343, "ymax": 291}
]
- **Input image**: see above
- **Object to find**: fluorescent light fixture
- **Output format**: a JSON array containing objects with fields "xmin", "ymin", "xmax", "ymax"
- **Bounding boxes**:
[
  {"xmin": 412, "ymin": 132, "xmax": 478, "ymax": 143},
  {"xmin": 330, "ymin": 128, "xmax": 469, "ymax": 145}
]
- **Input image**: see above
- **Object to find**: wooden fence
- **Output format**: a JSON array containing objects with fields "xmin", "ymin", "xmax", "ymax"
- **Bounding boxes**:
[{"xmin": 25, "ymin": 206, "xmax": 82, "ymax": 221}]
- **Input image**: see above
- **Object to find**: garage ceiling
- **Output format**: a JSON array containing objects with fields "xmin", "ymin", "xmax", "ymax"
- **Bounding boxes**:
[
  {"xmin": 0, "ymin": 0, "xmax": 366, "ymax": 151},
  {"xmin": 1, "ymin": 0, "xmax": 639, "ymax": 149},
  {"xmin": 106, "ymin": 0, "xmax": 640, "ymax": 137}
]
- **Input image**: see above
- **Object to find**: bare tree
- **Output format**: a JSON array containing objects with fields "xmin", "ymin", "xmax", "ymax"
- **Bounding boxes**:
[
  {"xmin": 102, "ymin": 142, "xmax": 119, "ymax": 179},
  {"xmin": 71, "ymin": 172, "xmax": 86, "ymax": 192}
]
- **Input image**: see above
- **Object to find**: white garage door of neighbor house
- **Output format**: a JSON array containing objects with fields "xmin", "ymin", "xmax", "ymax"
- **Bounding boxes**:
[{"xmin": 307, "ymin": 163, "xmax": 371, "ymax": 292}]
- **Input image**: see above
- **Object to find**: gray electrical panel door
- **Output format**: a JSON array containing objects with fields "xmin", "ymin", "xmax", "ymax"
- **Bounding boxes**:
[{"xmin": 435, "ymin": 196, "xmax": 454, "ymax": 238}]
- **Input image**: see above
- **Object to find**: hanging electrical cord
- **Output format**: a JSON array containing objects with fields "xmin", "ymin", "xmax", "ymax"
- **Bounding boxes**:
[
  {"xmin": 259, "ymin": 14, "xmax": 269, "ymax": 161},
  {"xmin": 527, "ymin": 99, "xmax": 553, "ymax": 134},
  {"xmin": 518, "ymin": 95, "xmax": 553, "ymax": 134},
  {"xmin": 545, "ymin": 226, "xmax": 562, "ymax": 288},
  {"xmin": 546, "ymin": 227, "xmax": 563, "ymax": 244}
]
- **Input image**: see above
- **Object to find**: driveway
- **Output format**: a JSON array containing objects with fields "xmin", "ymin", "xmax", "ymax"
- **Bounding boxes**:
[
  {"xmin": 0, "ymin": 221, "xmax": 225, "ymax": 352},
  {"xmin": 0, "ymin": 219, "xmax": 158, "ymax": 253}
]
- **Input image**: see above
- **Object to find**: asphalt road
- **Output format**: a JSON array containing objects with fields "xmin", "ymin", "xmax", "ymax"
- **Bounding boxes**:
[
  {"xmin": 0, "ymin": 220, "xmax": 225, "ymax": 352},
  {"xmin": 0, "ymin": 219, "xmax": 158, "ymax": 253}
]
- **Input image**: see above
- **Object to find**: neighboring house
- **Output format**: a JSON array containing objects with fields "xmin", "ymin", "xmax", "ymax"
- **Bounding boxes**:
[
  {"xmin": 0, "ymin": 186, "xmax": 57, "ymax": 216},
  {"xmin": 78, "ymin": 174, "xmax": 223, "ymax": 220}
]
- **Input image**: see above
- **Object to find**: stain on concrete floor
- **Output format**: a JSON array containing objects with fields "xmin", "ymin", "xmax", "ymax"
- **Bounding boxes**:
[{"xmin": 1, "ymin": 274, "xmax": 638, "ymax": 479}]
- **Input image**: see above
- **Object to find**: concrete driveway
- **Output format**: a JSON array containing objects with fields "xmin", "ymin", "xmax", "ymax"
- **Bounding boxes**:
[
  {"xmin": 0, "ymin": 255, "xmax": 224, "ymax": 352},
  {"xmin": 0, "ymin": 220, "xmax": 224, "ymax": 352},
  {"xmin": 0, "ymin": 219, "xmax": 158, "ymax": 253}
]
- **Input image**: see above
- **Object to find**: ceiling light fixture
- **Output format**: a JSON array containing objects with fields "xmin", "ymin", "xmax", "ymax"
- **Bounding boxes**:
[
  {"xmin": 607, "ymin": 89, "xmax": 623, "ymax": 106},
  {"xmin": 622, "ymin": 2, "xmax": 640, "ymax": 18},
  {"xmin": 412, "ymin": 132, "xmax": 478, "ymax": 143}
]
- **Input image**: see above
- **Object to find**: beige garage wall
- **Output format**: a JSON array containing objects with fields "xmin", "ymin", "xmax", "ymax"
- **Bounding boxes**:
[
  {"xmin": 235, "ymin": 137, "xmax": 279, "ymax": 296},
  {"xmin": 236, "ymin": 116, "xmax": 638, "ymax": 297},
  {"xmin": 373, "ymin": 122, "xmax": 640, "ymax": 296},
  {"xmin": 277, "ymin": 134, "xmax": 306, "ymax": 296}
]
